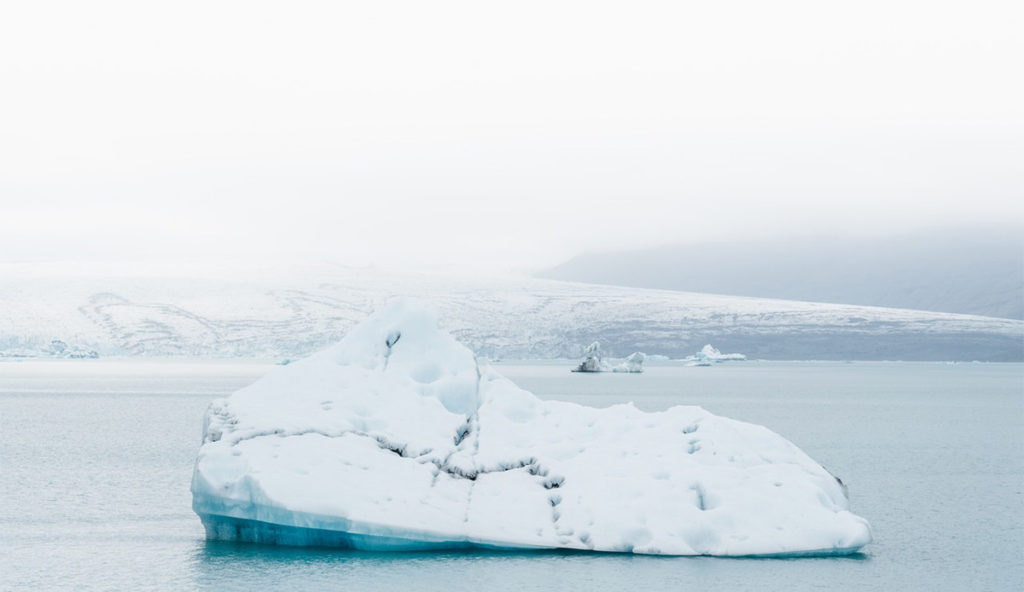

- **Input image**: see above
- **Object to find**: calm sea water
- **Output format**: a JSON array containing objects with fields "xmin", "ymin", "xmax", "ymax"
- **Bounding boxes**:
[{"xmin": 1, "ymin": 360, "xmax": 1021, "ymax": 591}]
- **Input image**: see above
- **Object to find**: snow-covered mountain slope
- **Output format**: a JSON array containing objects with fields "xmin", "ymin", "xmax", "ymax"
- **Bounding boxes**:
[{"xmin": 1, "ymin": 263, "xmax": 1021, "ymax": 361}]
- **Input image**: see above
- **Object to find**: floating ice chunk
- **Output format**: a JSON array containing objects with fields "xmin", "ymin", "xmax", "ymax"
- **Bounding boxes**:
[
  {"xmin": 684, "ymin": 344, "xmax": 746, "ymax": 366},
  {"xmin": 610, "ymin": 351, "xmax": 645, "ymax": 373},
  {"xmin": 191, "ymin": 300, "xmax": 871, "ymax": 556},
  {"xmin": 572, "ymin": 344, "xmax": 644, "ymax": 373},
  {"xmin": 573, "ymin": 341, "xmax": 607, "ymax": 372},
  {"xmin": 701, "ymin": 344, "xmax": 746, "ymax": 361}
]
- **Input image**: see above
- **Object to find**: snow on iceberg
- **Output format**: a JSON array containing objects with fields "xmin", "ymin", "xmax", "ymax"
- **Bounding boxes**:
[{"xmin": 191, "ymin": 300, "xmax": 871, "ymax": 556}]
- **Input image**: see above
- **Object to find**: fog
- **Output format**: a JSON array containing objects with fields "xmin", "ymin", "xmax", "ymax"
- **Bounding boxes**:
[
  {"xmin": 541, "ymin": 225, "xmax": 1024, "ymax": 319},
  {"xmin": 1, "ymin": 1, "xmax": 1021, "ymax": 271}
]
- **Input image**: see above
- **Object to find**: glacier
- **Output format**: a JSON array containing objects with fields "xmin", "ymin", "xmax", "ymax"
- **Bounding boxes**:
[
  {"xmin": 2, "ymin": 261, "xmax": 1022, "ymax": 361},
  {"xmin": 191, "ymin": 300, "xmax": 872, "ymax": 556}
]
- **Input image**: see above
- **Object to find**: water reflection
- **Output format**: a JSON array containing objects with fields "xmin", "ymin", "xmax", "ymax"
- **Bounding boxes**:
[{"xmin": 190, "ymin": 539, "xmax": 870, "ymax": 592}]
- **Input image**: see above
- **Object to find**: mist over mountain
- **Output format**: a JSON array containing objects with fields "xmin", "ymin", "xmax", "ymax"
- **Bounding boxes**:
[{"xmin": 539, "ymin": 226, "xmax": 1024, "ymax": 320}]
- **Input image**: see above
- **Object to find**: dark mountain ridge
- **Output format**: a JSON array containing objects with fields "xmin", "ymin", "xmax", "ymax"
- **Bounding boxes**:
[{"xmin": 540, "ymin": 226, "xmax": 1024, "ymax": 320}]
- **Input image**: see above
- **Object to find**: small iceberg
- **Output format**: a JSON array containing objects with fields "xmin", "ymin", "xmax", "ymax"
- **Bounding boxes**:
[
  {"xmin": 572, "ymin": 342, "xmax": 645, "ymax": 373},
  {"xmin": 191, "ymin": 300, "xmax": 871, "ymax": 556},
  {"xmin": 611, "ymin": 351, "xmax": 645, "ymax": 373},
  {"xmin": 684, "ymin": 344, "xmax": 746, "ymax": 366},
  {"xmin": 572, "ymin": 341, "xmax": 605, "ymax": 372}
]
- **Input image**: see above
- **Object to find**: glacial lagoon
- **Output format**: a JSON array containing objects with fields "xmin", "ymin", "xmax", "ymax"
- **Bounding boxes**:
[{"xmin": 1, "ymin": 360, "xmax": 1021, "ymax": 591}]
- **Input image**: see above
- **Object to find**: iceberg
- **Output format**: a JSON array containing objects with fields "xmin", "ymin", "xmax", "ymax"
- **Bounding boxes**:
[
  {"xmin": 684, "ymin": 344, "xmax": 746, "ymax": 366},
  {"xmin": 572, "ymin": 342, "xmax": 645, "ymax": 373},
  {"xmin": 610, "ymin": 351, "xmax": 645, "ymax": 373},
  {"xmin": 191, "ymin": 300, "xmax": 871, "ymax": 556},
  {"xmin": 573, "ymin": 341, "xmax": 605, "ymax": 372}
]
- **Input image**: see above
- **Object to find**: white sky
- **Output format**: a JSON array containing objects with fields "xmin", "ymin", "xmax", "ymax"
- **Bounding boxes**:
[{"xmin": 1, "ymin": 0, "xmax": 1021, "ymax": 271}]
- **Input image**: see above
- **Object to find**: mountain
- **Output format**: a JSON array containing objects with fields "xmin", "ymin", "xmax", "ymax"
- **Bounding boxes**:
[
  {"xmin": 539, "ymin": 226, "xmax": 1024, "ymax": 320},
  {"xmin": 1, "ymin": 262, "xmax": 1020, "ymax": 361}
]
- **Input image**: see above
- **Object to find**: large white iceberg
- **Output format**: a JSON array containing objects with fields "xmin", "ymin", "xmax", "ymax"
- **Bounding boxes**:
[{"xmin": 191, "ymin": 300, "xmax": 871, "ymax": 556}]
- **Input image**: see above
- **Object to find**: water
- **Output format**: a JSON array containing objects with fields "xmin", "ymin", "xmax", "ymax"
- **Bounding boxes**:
[{"xmin": 1, "ymin": 360, "xmax": 1021, "ymax": 591}]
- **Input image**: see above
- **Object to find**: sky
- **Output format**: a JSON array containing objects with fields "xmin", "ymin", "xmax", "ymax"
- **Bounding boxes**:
[{"xmin": 1, "ymin": 0, "xmax": 1021, "ymax": 272}]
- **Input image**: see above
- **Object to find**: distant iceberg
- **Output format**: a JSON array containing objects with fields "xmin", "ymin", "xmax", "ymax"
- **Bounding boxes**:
[
  {"xmin": 191, "ymin": 300, "xmax": 871, "ymax": 556},
  {"xmin": 684, "ymin": 344, "xmax": 746, "ymax": 366},
  {"xmin": 610, "ymin": 351, "xmax": 646, "ymax": 373},
  {"xmin": 572, "ymin": 342, "xmax": 645, "ymax": 373},
  {"xmin": 573, "ymin": 341, "xmax": 605, "ymax": 372}
]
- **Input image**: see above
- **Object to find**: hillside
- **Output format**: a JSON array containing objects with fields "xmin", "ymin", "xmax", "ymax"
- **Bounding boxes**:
[
  {"xmin": 539, "ymin": 227, "xmax": 1024, "ymax": 320},
  {"xmin": 1, "ymin": 263, "xmax": 1020, "ymax": 361}
]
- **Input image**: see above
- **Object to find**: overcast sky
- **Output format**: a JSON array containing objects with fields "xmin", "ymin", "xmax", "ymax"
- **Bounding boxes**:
[{"xmin": 1, "ymin": 0, "xmax": 1021, "ymax": 271}]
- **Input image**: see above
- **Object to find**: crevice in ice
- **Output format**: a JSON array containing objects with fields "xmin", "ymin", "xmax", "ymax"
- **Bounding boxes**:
[
  {"xmin": 692, "ymin": 483, "xmax": 708, "ymax": 511},
  {"xmin": 382, "ymin": 330, "xmax": 401, "ymax": 370},
  {"xmin": 453, "ymin": 418, "xmax": 472, "ymax": 446},
  {"xmin": 424, "ymin": 454, "xmax": 564, "ymax": 487},
  {"xmin": 824, "ymin": 467, "xmax": 849, "ymax": 497},
  {"xmin": 373, "ymin": 434, "xmax": 408, "ymax": 457},
  {"xmin": 222, "ymin": 427, "xmax": 420, "ymax": 459},
  {"xmin": 549, "ymin": 493, "xmax": 573, "ymax": 540},
  {"xmin": 426, "ymin": 456, "xmax": 479, "ymax": 481},
  {"xmin": 461, "ymin": 420, "xmax": 479, "ymax": 522},
  {"xmin": 461, "ymin": 357, "xmax": 486, "ymax": 522},
  {"xmin": 219, "ymin": 421, "xmax": 566, "ymax": 492}
]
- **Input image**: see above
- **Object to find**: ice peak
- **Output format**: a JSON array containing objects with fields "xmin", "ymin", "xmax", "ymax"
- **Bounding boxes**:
[{"xmin": 316, "ymin": 298, "xmax": 481, "ymax": 415}]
